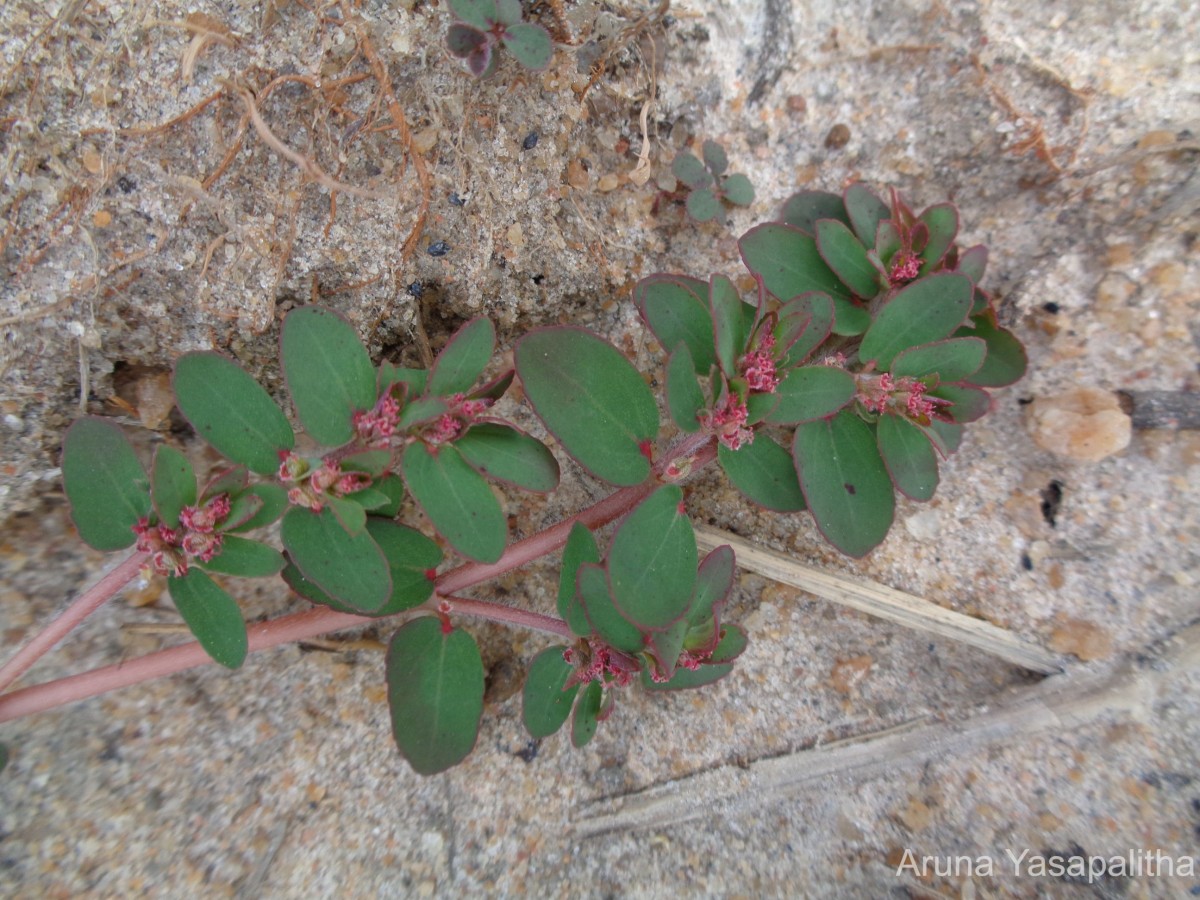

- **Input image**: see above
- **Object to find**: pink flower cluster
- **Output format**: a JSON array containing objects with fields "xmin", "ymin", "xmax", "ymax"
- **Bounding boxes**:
[
  {"xmin": 352, "ymin": 394, "xmax": 401, "ymax": 446},
  {"xmin": 563, "ymin": 639, "xmax": 637, "ymax": 689},
  {"xmin": 426, "ymin": 394, "xmax": 493, "ymax": 446},
  {"xmin": 132, "ymin": 494, "xmax": 231, "ymax": 577},
  {"xmin": 856, "ymin": 372, "xmax": 950, "ymax": 424},
  {"xmin": 739, "ymin": 333, "xmax": 779, "ymax": 393},
  {"xmin": 277, "ymin": 452, "xmax": 373, "ymax": 512},
  {"xmin": 888, "ymin": 250, "xmax": 921, "ymax": 286},
  {"xmin": 699, "ymin": 394, "xmax": 753, "ymax": 451}
]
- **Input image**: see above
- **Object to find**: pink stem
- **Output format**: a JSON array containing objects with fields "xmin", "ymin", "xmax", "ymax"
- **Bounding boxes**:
[
  {"xmin": 440, "ymin": 595, "xmax": 573, "ymax": 640},
  {"xmin": 0, "ymin": 434, "xmax": 717, "ymax": 724},
  {"xmin": 0, "ymin": 550, "xmax": 150, "ymax": 693}
]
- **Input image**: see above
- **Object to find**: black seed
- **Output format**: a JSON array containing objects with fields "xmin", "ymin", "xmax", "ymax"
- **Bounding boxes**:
[
  {"xmin": 1042, "ymin": 301, "xmax": 1061, "ymax": 314},
  {"xmin": 427, "ymin": 241, "xmax": 451, "ymax": 257},
  {"xmin": 1021, "ymin": 552, "xmax": 1033, "ymax": 571},
  {"xmin": 843, "ymin": 482, "xmax": 856, "ymax": 495},
  {"xmin": 449, "ymin": 191, "xmax": 466, "ymax": 207},
  {"xmin": 407, "ymin": 281, "xmax": 424, "ymax": 298},
  {"xmin": 116, "ymin": 176, "xmax": 137, "ymax": 194},
  {"xmin": 515, "ymin": 740, "xmax": 540, "ymax": 763},
  {"xmin": 1040, "ymin": 479, "xmax": 1064, "ymax": 528},
  {"xmin": 522, "ymin": 131, "xmax": 539, "ymax": 151},
  {"xmin": 532, "ymin": 273, "xmax": 545, "ymax": 284}
]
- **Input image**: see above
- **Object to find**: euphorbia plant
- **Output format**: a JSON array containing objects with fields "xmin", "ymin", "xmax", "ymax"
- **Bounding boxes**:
[{"xmin": 0, "ymin": 184, "xmax": 1024, "ymax": 775}]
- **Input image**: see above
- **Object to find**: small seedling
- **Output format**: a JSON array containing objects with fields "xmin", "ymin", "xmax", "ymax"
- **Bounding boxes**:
[
  {"xmin": 671, "ymin": 139, "xmax": 756, "ymax": 223},
  {"xmin": 445, "ymin": 0, "xmax": 553, "ymax": 78},
  {"xmin": 1, "ymin": 183, "xmax": 1025, "ymax": 777}
]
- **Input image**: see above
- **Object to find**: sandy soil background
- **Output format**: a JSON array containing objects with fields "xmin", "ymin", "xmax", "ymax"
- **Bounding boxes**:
[{"xmin": 1, "ymin": 0, "xmax": 1198, "ymax": 896}]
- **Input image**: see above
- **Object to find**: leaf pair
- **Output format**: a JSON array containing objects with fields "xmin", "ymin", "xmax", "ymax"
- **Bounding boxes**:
[
  {"xmin": 446, "ymin": 0, "xmax": 553, "ymax": 77},
  {"xmin": 672, "ymin": 140, "xmax": 755, "ymax": 223}
]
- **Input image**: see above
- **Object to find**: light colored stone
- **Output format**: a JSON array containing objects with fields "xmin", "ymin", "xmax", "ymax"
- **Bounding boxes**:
[{"xmin": 1027, "ymin": 388, "xmax": 1132, "ymax": 462}]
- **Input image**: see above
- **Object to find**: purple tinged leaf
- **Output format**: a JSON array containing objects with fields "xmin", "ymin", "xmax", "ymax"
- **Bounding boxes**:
[
  {"xmin": 469, "ymin": 369, "xmax": 515, "ymax": 404},
  {"xmin": 558, "ymin": 522, "xmax": 599, "ymax": 636},
  {"xmin": 889, "ymin": 337, "xmax": 987, "ymax": 383},
  {"xmin": 766, "ymin": 365, "xmax": 856, "ymax": 424},
  {"xmin": 875, "ymin": 219, "xmax": 902, "ymax": 264},
  {"xmin": 326, "ymin": 494, "xmax": 367, "ymax": 536},
  {"xmin": 501, "ymin": 23, "xmax": 553, "ymax": 70},
  {"xmin": 666, "ymin": 344, "xmax": 705, "ymax": 432},
  {"xmin": 403, "ymin": 442, "xmax": 506, "ymax": 563},
  {"xmin": 779, "ymin": 190, "xmax": 850, "ymax": 233},
  {"xmin": 515, "ymin": 327, "xmax": 658, "ymax": 486},
  {"xmin": 455, "ymin": 422, "xmax": 560, "ymax": 493},
  {"xmin": 858, "ymin": 273, "xmax": 973, "ymax": 370},
  {"xmin": 571, "ymin": 681, "xmax": 603, "ymax": 748},
  {"xmin": 774, "ymin": 292, "xmax": 835, "ymax": 369},
  {"xmin": 634, "ymin": 274, "xmax": 716, "ymax": 374},
  {"xmin": 168, "ymin": 568, "xmax": 247, "ymax": 669},
  {"xmin": 200, "ymin": 535, "xmax": 285, "ymax": 578},
  {"xmin": 151, "ymin": 445, "xmax": 196, "ymax": 530},
  {"xmin": 607, "ymin": 485, "xmax": 697, "ymax": 631},
  {"xmin": 672, "ymin": 152, "xmax": 712, "ymax": 190},
  {"xmin": 281, "ymin": 506, "xmax": 391, "ymax": 612},
  {"xmin": 815, "ymin": 218, "xmax": 884, "ymax": 299},
  {"xmin": 62, "ymin": 417, "xmax": 151, "ymax": 552},
  {"xmin": 173, "ymin": 352, "xmax": 295, "ymax": 475},
  {"xmin": 427, "ymin": 317, "xmax": 495, "ymax": 398},
  {"xmin": 387, "ymin": 617, "xmax": 484, "ymax": 775},
  {"xmin": 522, "ymin": 646, "xmax": 580, "ymax": 739},
  {"xmin": 692, "ymin": 545, "xmax": 736, "ymax": 626},
  {"xmin": 843, "ymin": 184, "xmax": 890, "ymax": 247},
  {"xmin": 930, "ymin": 383, "xmax": 992, "ymax": 423},
  {"xmin": 447, "ymin": 22, "xmax": 488, "ymax": 57},
  {"xmin": 793, "ymin": 410, "xmax": 895, "ymax": 558},
  {"xmin": 718, "ymin": 435, "xmax": 807, "ymax": 512},
  {"xmin": 877, "ymin": 414, "xmax": 939, "ymax": 501},
  {"xmin": 647, "ymin": 618, "xmax": 691, "ymax": 681},
  {"xmin": 917, "ymin": 204, "xmax": 958, "ymax": 274}
]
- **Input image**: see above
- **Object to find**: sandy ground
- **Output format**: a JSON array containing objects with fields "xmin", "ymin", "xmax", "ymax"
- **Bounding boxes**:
[{"xmin": 1, "ymin": 0, "xmax": 1198, "ymax": 896}]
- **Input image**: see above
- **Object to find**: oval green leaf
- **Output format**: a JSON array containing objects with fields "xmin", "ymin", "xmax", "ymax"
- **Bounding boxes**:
[
  {"xmin": 607, "ymin": 485, "xmax": 697, "ymax": 630},
  {"xmin": 281, "ymin": 306, "xmax": 377, "ymax": 447},
  {"xmin": 577, "ymin": 563, "xmax": 644, "ymax": 654},
  {"xmin": 930, "ymin": 383, "xmax": 992, "ymax": 423},
  {"xmin": 281, "ymin": 506, "xmax": 391, "ymax": 612},
  {"xmin": 877, "ymin": 414, "xmax": 939, "ymax": 501},
  {"xmin": 844, "ymin": 184, "xmax": 890, "ymax": 247},
  {"xmin": 449, "ymin": 0, "xmax": 494, "ymax": 29},
  {"xmin": 62, "ymin": 417, "xmax": 151, "ymax": 551},
  {"xmin": 710, "ymin": 274, "xmax": 746, "ymax": 377},
  {"xmin": 793, "ymin": 410, "xmax": 895, "ymax": 558},
  {"xmin": 501, "ymin": 22, "xmax": 553, "ymax": 70},
  {"xmin": 721, "ymin": 173, "xmax": 755, "ymax": 206},
  {"xmin": 767, "ymin": 365, "xmax": 856, "ymax": 424},
  {"xmin": 858, "ymin": 273, "xmax": 973, "ymax": 370},
  {"xmin": 174, "ymin": 352, "xmax": 295, "ymax": 475},
  {"xmin": 692, "ymin": 544, "xmax": 736, "ymax": 626},
  {"xmin": 917, "ymin": 203, "xmax": 958, "ymax": 274},
  {"xmin": 522, "ymin": 646, "xmax": 580, "ymax": 739},
  {"xmin": 672, "ymin": 152, "xmax": 712, "ymax": 190},
  {"xmin": 151, "ymin": 445, "xmax": 196, "ymax": 530},
  {"xmin": 779, "ymin": 190, "xmax": 850, "ymax": 233},
  {"xmin": 558, "ymin": 522, "xmax": 599, "ymax": 636},
  {"xmin": 403, "ymin": 442, "xmax": 506, "ymax": 563},
  {"xmin": 775, "ymin": 292, "xmax": 835, "ymax": 368},
  {"xmin": 634, "ymin": 275, "xmax": 716, "ymax": 374},
  {"xmin": 702, "ymin": 140, "xmax": 728, "ymax": 175},
  {"xmin": 228, "ymin": 483, "xmax": 289, "ymax": 533},
  {"xmin": 168, "ymin": 568, "xmax": 247, "ymax": 669},
  {"xmin": 686, "ymin": 188, "xmax": 722, "ymax": 223},
  {"xmin": 427, "ymin": 317, "xmax": 495, "ymax": 398},
  {"xmin": 571, "ymin": 681, "xmax": 603, "ymax": 749},
  {"xmin": 890, "ymin": 337, "xmax": 986, "ymax": 382},
  {"xmin": 958, "ymin": 314, "xmax": 1027, "ymax": 387},
  {"xmin": 387, "ymin": 617, "xmax": 484, "ymax": 775},
  {"xmin": 666, "ymin": 344, "xmax": 705, "ymax": 432},
  {"xmin": 719, "ymin": 434, "xmax": 807, "ymax": 512},
  {"xmin": 641, "ymin": 657, "xmax": 732, "ymax": 692},
  {"xmin": 455, "ymin": 423, "xmax": 560, "ymax": 493},
  {"xmin": 816, "ymin": 218, "xmax": 883, "ymax": 299},
  {"xmin": 201, "ymin": 465, "xmax": 248, "ymax": 503},
  {"xmin": 515, "ymin": 327, "xmax": 658, "ymax": 486},
  {"xmin": 201, "ymin": 535, "xmax": 285, "ymax": 578}
]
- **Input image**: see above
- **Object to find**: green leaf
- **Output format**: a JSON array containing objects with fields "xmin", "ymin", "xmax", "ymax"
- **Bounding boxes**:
[
  {"xmin": 721, "ymin": 173, "xmax": 755, "ymax": 206},
  {"xmin": 387, "ymin": 617, "xmax": 484, "ymax": 775},
  {"xmin": 607, "ymin": 485, "xmax": 697, "ymax": 630},
  {"xmin": 168, "ymin": 568, "xmax": 247, "ymax": 669},
  {"xmin": 558, "ymin": 522, "xmax": 599, "ymax": 636},
  {"xmin": 378, "ymin": 363, "xmax": 427, "ymax": 397},
  {"xmin": 221, "ymin": 492, "xmax": 262, "ymax": 531},
  {"xmin": 815, "ymin": 219, "xmax": 883, "ymax": 299},
  {"xmin": 446, "ymin": 22, "xmax": 487, "ymax": 58},
  {"xmin": 917, "ymin": 203, "xmax": 958, "ymax": 274},
  {"xmin": 767, "ymin": 365, "xmax": 856, "ymax": 424},
  {"xmin": 403, "ymin": 442, "xmax": 506, "ymax": 563},
  {"xmin": 343, "ymin": 486, "xmax": 392, "ymax": 511},
  {"xmin": 692, "ymin": 544, "xmax": 736, "ymax": 625},
  {"xmin": 0, "ymin": 743, "xmax": 7, "ymax": 774},
  {"xmin": 494, "ymin": 0, "xmax": 522, "ymax": 26},
  {"xmin": 228, "ymin": 483, "xmax": 289, "ymax": 533},
  {"xmin": 515, "ymin": 327, "xmax": 658, "ymax": 486},
  {"xmin": 522, "ymin": 646, "xmax": 580, "ymax": 739},
  {"xmin": 708, "ymin": 623, "xmax": 749, "ymax": 663},
  {"xmin": 280, "ymin": 306, "xmax": 376, "ymax": 447},
  {"xmin": 647, "ymin": 617, "xmax": 690, "ymax": 680},
  {"xmin": 501, "ymin": 22, "xmax": 553, "ymax": 70},
  {"xmin": 427, "ymin": 317, "xmax": 495, "ymax": 397},
  {"xmin": 958, "ymin": 314, "xmax": 1027, "ymax": 387},
  {"xmin": 739, "ymin": 224, "xmax": 868, "ymax": 335},
  {"xmin": 779, "ymin": 190, "xmax": 850, "ymax": 233},
  {"xmin": 858, "ymin": 273, "xmax": 973, "ymax": 370},
  {"xmin": 151, "ymin": 445, "xmax": 195, "ymax": 530},
  {"xmin": 686, "ymin": 188, "xmax": 722, "ymax": 223},
  {"xmin": 398, "ymin": 396, "xmax": 448, "ymax": 429},
  {"xmin": 746, "ymin": 390, "xmax": 779, "ymax": 424},
  {"xmin": 709, "ymin": 274, "xmax": 746, "ymax": 377},
  {"xmin": 455, "ymin": 423, "xmax": 559, "ymax": 493},
  {"xmin": 956, "ymin": 245, "xmax": 988, "ymax": 284},
  {"xmin": 877, "ymin": 414, "xmax": 939, "ymax": 501},
  {"xmin": 634, "ymin": 275, "xmax": 716, "ymax": 374},
  {"xmin": 326, "ymin": 494, "xmax": 367, "ymax": 536},
  {"xmin": 281, "ymin": 506, "xmax": 391, "ymax": 612},
  {"xmin": 775, "ymin": 292, "xmax": 835, "ymax": 368},
  {"xmin": 793, "ymin": 410, "xmax": 895, "ymax": 557},
  {"xmin": 665, "ymin": 344, "xmax": 705, "ymax": 432},
  {"xmin": 577, "ymin": 563, "xmax": 643, "ymax": 654},
  {"xmin": 470, "ymin": 370, "xmax": 514, "ymax": 404},
  {"xmin": 371, "ymin": 474, "xmax": 406, "ymax": 518},
  {"xmin": 719, "ymin": 435, "xmax": 806, "ymax": 512},
  {"xmin": 173, "ymin": 352, "xmax": 295, "ymax": 475},
  {"xmin": 201, "ymin": 535, "xmax": 285, "ymax": 578},
  {"xmin": 449, "ymin": 0, "xmax": 495, "ymax": 29},
  {"xmin": 701, "ymin": 140, "xmax": 728, "ymax": 175},
  {"xmin": 200, "ymin": 465, "xmax": 248, "ymax": 503},
  {"xmin": 672, "ymin": 152, "xmax": 712, "ymax": 189},
  {"xmin": 641, "ymin": 656, "xmax": 732, "ymax": 691},
  {"xmin": 930, "ymin": 383, "xmax": 992, "ymax": 423},
  {"xmin": 844, "ymin": 184, "xmax": 890, "ymax": 247},
  {"xmin": 62, "ymin": 417, "xmax": 151, "ymax": 551},
  {"xmin": 890, "ymin": 337, "xmax": 986, "ymax": 382},
  {"xmin": 571, "ymin": 681, "xmax": 603, "ymax": 749},
  {"xmin": 921, "ymin": 418, "xmax": 964, "ymax": 457},
  {"xmin": 341, "ymin": 449, "xmax": 392, "ymax": 476}
]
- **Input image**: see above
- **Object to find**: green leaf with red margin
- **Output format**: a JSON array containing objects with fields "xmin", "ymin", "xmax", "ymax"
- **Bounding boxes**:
[
  {"xmin": 774, "ymin": 292, "xmax": 835, "ymax": 369},
  {"xmin": 515, "ymin": 327, "xmax": 658, "ymax": 486},
  {"xmin": 281, "ymin": 506, "xmax": 391, "ymax": 612},
  {"xmin": 151, "ymin": 445, "xmax": 195, "ymax": 530},
  {"xmin": 719, "ymin": 434, "xmax": 807, "ymax": 512},
  {"xmin": 200, "ymin": 535, "xmax": 285, "ymax": 578},
  {"xmin": 227, "ymin": 483, "xmax": 289, "ymax": 533},
  {"xmin": 220, "ymin": 492, "xmax": 263, "ymax": 532},
  {"xmin": 844, "ymin": 184, "xmax": 890, "ymax": 247},
  {"xmin": 522, "ymin": 646, "xmax": 580, "ymax": 739},
  {"xmin": 710, "ymin": 274, "xmax": 746, "ymax": 376},
  {"xmin": 957, "ymin": 313, "xmax": 1027, "ymax": 387},
  {"xmin": 200, "ymin": 465, "xmax": 248, "ymax": 503},
  {"xmin": 930, "ymin": 383, "xmax": 992, "ymax": 423},
  {"xmin": 387, "ymin": 616, "xmax": 485, "ymax": 775},
  {"xmin": 501, "ymin": 23, "xmax": 553, "ymax": 70},
  {"xmin": 370, "ymin": 474, "xmax": 406, "ymax": 518},
  {"xmin": 858, "ymin": 273, "xmax": 973, "ymax": 370},
  {"xmin": 708, "ymin": 623, "xmax": 749, "ymax": 663},
  {"xmin": 634, "ymin": 274, "xmax": 716, "ymax": 374},
  {"xmin": 917, "ymin": 203, "xmax": 958, "ymax": 274},
  {"xmin": 956, "ymin": 245, "xmax": 988, "ymax": 284},
  {"xmin": 455, "ymin": 422, "xmax": 559, "ymax": 493},
  {"xmin": 640, "ymin": 625, "xmax": 747, "ymax": 692},
  {"xmin": 607, "ymin": 485, "xmax": 697, "ymax": 631},
  {"xmin": 766, "ymin": 365, "xmax": 856, "ymax": 424},
  {"xmin": 427, "ymin": 317, "xmax": 495, "ymax": 398},
  {"xmin": 793, "ymin": 409, "xmax": 895, "ymax": 557},
  {"xmin": 577, "ymin": 563, "xmax": 643, "ymax": 654},
  {"xmin": 402, "ymin": 441, "xmax": 506, "ymax": 563},
  {"xmin": 666, "ymin": 344, "xmax": 705, "ymax": 432},
  {"xmin": 173, "ymin": 352, "xmax": 295, "ymax": 475},
  {"xmin": 62, "ymin": 417, "xmax": 151, "ymax": 551},
  {"xmin": 816, "ymin": 218, "xmax": 884, "ymax": 299},
  {"xmin": 889, "ymin": 338, "xmax": 986, "ymax": 382},
  {"xmin": 877, "ymin": 414, "xmax": 939, "ymax": 501},
  {"xmin": 281, "ymin": 306, "xmax": 376, "ymax": 447},
  {"xmin": 167, "ymin": 568, "xmax": 247, "ymax": 669},
  {"xmin": 779, "ymin": 190, "xmax": 850, "ymax": 233},
  {"xmin": 921, "ymin": 419, "xmax": 964, "ymax": 458},
  {"xmin": 378, "ymin": 363, "xmax": 427, "ymax": 397},
  {"xmin": 399, "ymin": 397, "xmax": 448, "ymax": 429},
  {"xmin": 571, "ymin": 680, "xmax": 603, "ymax": 748},
  {"xmin": 446, "ymin": 22, "xmax": 487, "ymax": 58},
  {"xmin": 558, "ymin": 522, "xmax": 599, "ymax": 636}
]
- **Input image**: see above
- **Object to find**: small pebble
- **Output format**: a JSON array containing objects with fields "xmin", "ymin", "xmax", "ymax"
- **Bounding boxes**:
[
  {"xmin": 825, "ymin": 123, "xmax": 851, "ymax": 149},
  {"xmin": 522, "ymin": 131, "xmax": 539, "ymax": 151},
  {"xmin": 1027, "ymin": 388, "xmax": 1131, "ymax": 462},
  {"xmin": 407, "ymin": 281, "xmax": 424, "ymax": 298},
  {"xmin": 427, "ymin": 241, "xmax": 450, "ymax": 257},
  {"xmin": 448, "ymin": 192, "xmax": 466, "ymax": 207}
]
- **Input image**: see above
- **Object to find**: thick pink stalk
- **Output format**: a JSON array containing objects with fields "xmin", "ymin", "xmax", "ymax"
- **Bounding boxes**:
[
  {"xmin": 0, "ymin": 434, "xmax": 717, "ymax": 724},
  {"xmin": 440, "ymin": 595, "xmax": 573, "ymax": 640},
  {"xmin": 0, "ymin": 550, "xmax": 150, "ymax": 693}
]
